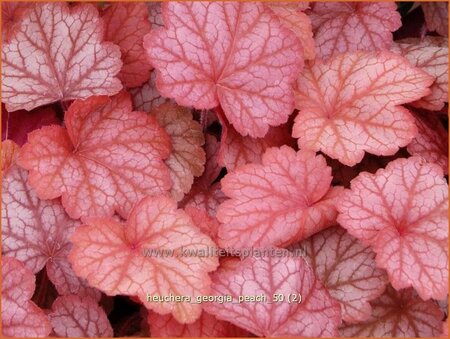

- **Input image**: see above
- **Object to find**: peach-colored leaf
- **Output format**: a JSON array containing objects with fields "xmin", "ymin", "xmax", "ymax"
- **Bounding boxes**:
[
  {"xmin": 184, "ymin": 206, "xmax": 220, "ymax": 243},
  {"xmin": 337, "ymin": 157, "xmax": 448, "ymax": 300},
  {"xmin": 293, "ymin": 51, "xmax": 434, "ymax": 166},
  {"xmin": 17, "ymin": 92, "xmax": 171, "ymax": 220},
  {"xmin": 392, "ymin": 37, "xmax": 448, "ymax": 111},
  {"xmin": 2, "ymin": 257, "xmax": 51, "ymax": 337},
  {"xmin": 1, "ymin": 139, "xmax": 19, "ymax": 172},
  {"xmin": 69, "ymin": 196, "xmax": 219, "ymax": 324},
  {"xmin": 2, "ymin": 157, "xmax": 99, "ymax": 299},
  {"xmin": 217, "ymin": 146, "xmax": 342, "ymax": 249},
  {"xmin": 150, "ymin": 103, "xmax": 205, "ymax": 201},
  {"xmin": 144, "ymin": 1, "xmax": 303, "ymax": 137},
  {"xmin": 422, "ymin": 2, "xmax": 448, "ymax": 36},
  {"xmin": 131, "ymin": 71, "xmax": 171, "ymax": 112},
  {"xmin": 341, "ymin": 285, "xmax": 444, "ymax": 337},
  {"xmin": 148, "ymin": 312, "xmax": 250, "ymax": 337},
  {"xmin": 103, "ymin": 2, "xmax": 152, "ymax": 88},
  {"xmin": 407, "ymin": 109, "xmax": 448, "ymax": 174},
  {"xmin": 203, "ymin": 255, "xmax": 341, "ymax": 337},
  {"xmin": 1, "ymin": 2, "xmax": 122, "ymax": 112},
  {"xmin": 308, "ymin": 2, "xmax": 401, "ymax": 59},
  {"xmin": 300, "ymin": 226, "xmax": 388, "ymax": 323},
  {"xmin": 49, "ymin": 295, "xmax": 113, "ymax": 337}
]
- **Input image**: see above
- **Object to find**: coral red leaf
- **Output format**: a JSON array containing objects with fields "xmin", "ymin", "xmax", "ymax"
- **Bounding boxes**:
[
  {"xmin": 308, "ymin": 2, "xmax": 401, "ymax": 59},
  {"xmin": 300, "ymin": 226, "xmax": 388, "ymax": 323},
  {"xmin": 148, "ymin": 312, "xmax": 250, "ymax": 337},
  {"xmin": 1, "ymin": 1, "xmax": 32, "ymax": 41},
  {"xmin": 407, "ymin": 109, "xmax": 448, "ymax": 174},
  {"xmin": 144, "ymin": 1, "xmax": 303, "ymax": 137},
  {"xmin": 17, "ymin": 92, "xmax": 172, "ymax": 220},
  {"xmin": 293, "ymin": 51, "xmax": 434, "ymax": 166},
  {"xmin": 217, "ymin": 146, "xmax": 342, "ymax": 249},
  {"xmin": 184, "ymin": 206, "xmax": 220, "ymax": 243},
  {"xmin": 131, "ymin": 71, "xmax": 171, "ymax": 112},
  {"xmin": 392, "ymin": 37, "xmax": 448, "ymax": 111},
  {"xmin": 422, "ymin": 2, "xmax": 448, "ymax": 37},
  {"xmin": 2, "ymin": 157, "xmax": 99, "ymax": 299},
  {"xmin": 341, "ymin": 285, "xmax": 444, "ymax": 337},
  {"xmin": 203, "ymin": 255, "xmax": 341, "ymax": 337},
  {"xmin": 2, "ymin": 257, "xmax": 51, "ymax": 337},
  {"xmin": 49, "ymin": 295, "xmax": 113, "ymax": 337},
  {"xmin": 337, "ymin": 157, "xmax": 448, "ymax": 300},
  {"xmin": 1, "ymin": 2, "xmax": 122, "ymax": 112},
  {"xmin": 103, "ymin": 2, "xmax": 152, "ymax": 88},
  {"xmin": 69, "ymin": 196, "xmax": 219, "ymax": 323},
  {"xmin": 150, "ymin": 103, "xmax": 206, "ymax": 201}
]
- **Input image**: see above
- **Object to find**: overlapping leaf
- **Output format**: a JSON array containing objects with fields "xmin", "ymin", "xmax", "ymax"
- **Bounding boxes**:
[
  {"xmin": 218, "ymin": 146, "xmax": 343, "ymax": 249},
  {"xmin": 422, "ymin": 2, "xmax": 448, "ymax": 37},
  {"xmin": 144, "ymin": 1, "xmax": 303, "ymax": 137},
  {"xmin": 338, "ymin": 157, "xmax": 448, "ymax": 300},
  {"xmin": 293, "ymin": 51, "xmax": 434, "ymax": 166},
  {"xmin": 69, "ymin": 196, "xmax": 219, "ymax": 323},
  {"xmin": 1, "ymin": 1, "xmax": 32, "ymax": 41},
  {"xmin": 131, "ymin": 71, "xmax": 170, "ymax": 112},
  {"xmin": 203, "ymin": 255, "xmax": 341, "ymax": 337},
  {"xmin": 18, "ymin": 92, "xmax": 172, "ymax": 220},
  {"xmin": 2, "ymin": 2, "xmax": 122, "ymax": 111}
]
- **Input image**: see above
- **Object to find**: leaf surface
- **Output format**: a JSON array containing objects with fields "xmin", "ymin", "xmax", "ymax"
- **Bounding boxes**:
[
  {"xmin": 337, "ymin": 157, "xmax": 448, "ymax": 300},
  {"xmin": 422, "ymin": 2, "xmax": 448, "ymax": 36},
  {"xmin": 18, "ymin": 92, "xmax": 172, "ymax": 220},
  {"xmin": 1, "ymin": 1, "xmax": 32, "ymax": 41},
  {"xmin": 69, "ymin": 196, "xmax": 219, "ymax": 323},
  {"xmin": 144, "ymin": 1, "xmax": 303, "ymax": 137},
  {"xmin": 293, "ymin": 51, "xmax": 434, "ymax": 166},
  {"xmin": 103, "ymin": 2, "xmax": 152, "ymax": 88},
  {"xmin": 2, "ymin": 257, "xmax": 51, "ymax": 337},
  {"xmin": 48, "ymin": 295, "xmax": 113, "ymax": 337},
  {"xmin": 217, "ymin": 146, "xmax": 342, "ymax": 249},
  {"xmin": 308, "ymin": 2, "xmax": 401, "ymax": 59},
  {"xmin": 1, "ymin": 2, "xmax": 122, "ymax": 111},
  {"xmin": 2, "ymin": 139, "xmax": 19, "ymax": 172},
  {"xmin": 131, "ymin": 71, "xmax": 170, "ymax": 112},
  {"xmin": 203, "ymin": 255, "xmax": 341, "ymax": 337}
]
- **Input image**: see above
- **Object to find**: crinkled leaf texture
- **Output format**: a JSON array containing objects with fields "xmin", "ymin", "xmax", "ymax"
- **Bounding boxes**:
[
  {"xmin": 145, "ymin": 1, "xmax": 303, "ymax": 137},
  {"xmin": 203, "ymin": 255, "xmax": 341, "ymax": 337},
  {"xmin": 422, "ymin": 2, "xmax": 448, "ymax": 37},
  {"xmin": 150, "ymin": 103, "xmax": 206, "ymax": 201},
  {"xmin": 338, "ymin": 157, "xmax": 448, "ymax": 300},
  {"xmin": 300, "ymin": 226, "xmax": 388, "ymax": 323},
  {"xmin": 18, "ymin": 92, "xmax": 172, "ymax": 220},
  {"xmin": 1, "ymin": 2, "xmax": 122, "ymax": 111},
  {"xmin": 308, "ymin": 2, "xmax": 401, "ymax": 59},
  {"xmin": 293, "ymin": 51, "xmax": 434, "ymax": 166},
  {"xmin": 148, "ymin": 312, "xmax": 250, "ymax": 337},
  {"xmin": 103, "ymin": 2, "xmax": 152, "ymax": 88},
  {"xmin": 392, "ymin": 37, "xmax": 448, "ymax": 111},
  {"xmin": 341, "ymin": 285, "xmax": 444, "ymax": 337},
  {"xmin": 48, "ymin": 295, "xmax": 113, "ymax": 337},
  {"xmin": 2, "ymin": 152, "xmax": 99, "ymax": 299},
  {"xmin": 69, "ymin": 196, "xmax": 219, "ymax": 324},
  {"xmin": 2, "ymin": 257, "xmax": 51, "ymax": 338},
  {"xmin": 131, "ymin": 71, "xmax": 171, "ymax": 112},
  {"xmin": 218, "ymin": 146, "xmax": 343, "ymax": 249}
]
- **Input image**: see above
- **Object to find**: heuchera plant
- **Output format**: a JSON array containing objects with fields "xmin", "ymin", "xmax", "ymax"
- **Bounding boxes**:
[{"xmin": 1, "ymin": 1, "xmax": 448, "ymax": 338}]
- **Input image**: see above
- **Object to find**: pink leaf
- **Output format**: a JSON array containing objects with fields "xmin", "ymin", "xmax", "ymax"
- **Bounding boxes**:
[
  {"xmin": 308, "ymin": 2, "xmax": 401, "ymax": 59},
  {"xmin": 184, "ymin": 206, "xmax": 220, "ymax": 243},
  {"xmin": 203, "ymin": 255, "xmax": 341, "ymax": 337},
  {"xmin": 1, "ymin": 2, "xmax": 122, "ymax": 112},
  {"xmin": 2, "ymin": 150, "xmax": 99, "ymax": 299},
  {"xmin": 422, "ymin": 2, "xmax": 448, "ymax": 36},
  {"xmin": 17, "ymin": 92, "xmax": 172, "ymax": 220},
  {"xmin": 144, "ymin": 1, "xmax": 303, "ymax": 137},
  {"xmin": 69, "ymin": 196, "xmax": 219, "ymax": 323},
  {"xmin": 392, "ymin": 37, "xmax": 448, "ymax": 111},
  {"xmin": 150, "ymin": 103, "xmax": 206, "ymax": 201},
  {"xmin": 148, "ymin": 312, "xmax": 250, "ymax": 337},
  {"xmin": 217, "ymin": 146, "xmax": 343, "ymax": 249},
  {"xmin": 1, "ymin": 1, "xmax": 32, "ymax": 41},
  {"xmin": 407, "ymin": 109, "xmax": 448, "ymax": 174},
  {"xmin": 2, "ymin": 257, "xmax": 51, "ymax": 337},
  {"xmin": 341, "ymin": 285, "xmax": 444, "ymax": 337},
  {"xmin": 300, "ymin": 226, "xmax": 388, "ymax": 323},
  {"xmin": 102, "ymin": 2, "xmax": 152, "ymax": 88},
  {"xmin": 49, "ymin": 295, "xmax": 112, "ymax": 337},
  {"xmin": 293, "ymin": 51, "xmax": 434, "ymax": 166},
  {"xmin": 337, "ymin": 157, "xmax": 448, "ymax": 300},
  {"xmin": 131, "ymin": 71, "xmax": 171, "ymax": 112}
]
